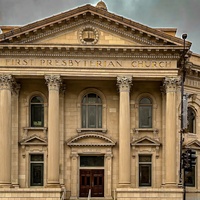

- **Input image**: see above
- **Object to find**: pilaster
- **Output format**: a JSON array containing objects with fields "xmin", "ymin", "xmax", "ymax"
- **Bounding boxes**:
[
  {"xmin": 163, "ymin": 76, "xmax": 181, "ymax": 187},
  {"xmin": 70, "ymin": 152, "xmax": 78, "ymax": 198},
  {"xmin": 11, "ymin": 83, "xmax": 21, "ymax": 188},
  {"xmin": 45, "ymin": 75, "xmax": 62, "ymax": 187},
  {"xmin": 117, "ymin": 76, "xmax": 132, "ymax": 186}
]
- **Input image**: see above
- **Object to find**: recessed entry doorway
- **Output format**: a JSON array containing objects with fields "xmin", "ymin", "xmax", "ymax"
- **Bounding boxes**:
[{"xmin": 79, "ymin": 156, "xmax": 104, "ymax": 197}]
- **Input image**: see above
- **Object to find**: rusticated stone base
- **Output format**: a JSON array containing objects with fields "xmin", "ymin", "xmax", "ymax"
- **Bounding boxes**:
[
  {"xmin": 0, "ymin": 188, "xmax": 62, "ymax": 200},
  {"xmin": 116, "ymin": 188, "xmax": 183, "ymax": 200}
]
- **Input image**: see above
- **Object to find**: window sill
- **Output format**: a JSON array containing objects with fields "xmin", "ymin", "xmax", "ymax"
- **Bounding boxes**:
[
  {"xmin": 24, "ymin": 127, "xmax": 47, "ymax": 131},
  {"xmin": 134, "ymin": 128, "xmax": 158, "ymax": 133},
  {"xmin": 77, "ymin": 128, "xmax": 107, "ymax": 133},
  {"xmin": 23, "ymin": 127, "xmax": 48, "ymax": 139}
]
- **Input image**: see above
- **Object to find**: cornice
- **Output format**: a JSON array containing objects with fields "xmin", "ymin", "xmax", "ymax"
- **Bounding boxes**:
[
  {"xmin": 0, "ymin": 44, "xmax": 183, "ymax": 59},
  {"xmin": 67, "ymin": 132, "xmax": 116, "ymax": 147}
]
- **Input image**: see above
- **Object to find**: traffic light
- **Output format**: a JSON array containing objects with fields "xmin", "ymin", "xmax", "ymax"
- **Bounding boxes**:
[
  {"xmin": 182, "ymin": 151, "xmax": 190, "ymax": 170},
  {"xmin": 188, "ymin": 149, "xmax": 197, "ymax": 168},
  {"xmin": 182, "ymin": 149, "xmax": 197, "ymax": 171}
]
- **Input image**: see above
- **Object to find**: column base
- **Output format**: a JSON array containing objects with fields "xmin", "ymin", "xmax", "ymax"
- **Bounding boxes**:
[
  {"xmin": 46, "ymin": 183, "xmax": 61, "ymax": 188},
  {"xmin": 162, "ymin": 182, "xmax": 177, "ymax": 188},
  {"xmin": 118, "ymin": 183, "xmax": 131, "ymax": 188},
  {"xmin": 0, "ymin": 183, "xmax": 12, "ymax": 188}
]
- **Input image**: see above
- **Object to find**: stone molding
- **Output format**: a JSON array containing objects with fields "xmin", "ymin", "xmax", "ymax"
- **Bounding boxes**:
[
  {"xmin": 45, "ymin": 75, "xmax": 62, "ymax": 91},
  {"xmin": 117, "ymin": 76, "xmax": 132, "ymax": 92}
]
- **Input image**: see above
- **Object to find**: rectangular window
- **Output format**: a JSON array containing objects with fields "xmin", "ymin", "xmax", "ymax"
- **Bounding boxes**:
[
  {"xmin": 80, "ymin": 156, "xmax": 104, "ymax": 167},
  {"xmin": 30, "ymin": 154, "xmax": 44, "ymax": 186},
  {"xmin": 31, "ymin": 104, "xmax": 44, "ymax": 127},
  {"xmin": 139, "ymin": 155, "xmax": 152, "ymax": 186},
  {"xmin": 185, "ymin": 167, "xmax": 195, "ymax": 187},
  {"xmin": 139, "ymin": 106, "xmax": 152, "ymax": 128}
]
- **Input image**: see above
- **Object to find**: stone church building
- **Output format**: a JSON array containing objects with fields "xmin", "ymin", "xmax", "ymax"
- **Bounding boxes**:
[{"xmin": 0, "ymin": 1, "xmax": 200, "ymax": 200}]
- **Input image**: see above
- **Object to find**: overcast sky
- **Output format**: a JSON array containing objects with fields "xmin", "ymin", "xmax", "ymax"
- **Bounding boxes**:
[{"xmin": 0, "ymin": 0, "xmax": 199, "ymax": 53}]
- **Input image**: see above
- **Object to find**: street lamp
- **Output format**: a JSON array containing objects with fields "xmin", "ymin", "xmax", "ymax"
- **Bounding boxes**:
[{"xmin": 179, "ymin": 34, "xmax": 187, "ymax": 185}]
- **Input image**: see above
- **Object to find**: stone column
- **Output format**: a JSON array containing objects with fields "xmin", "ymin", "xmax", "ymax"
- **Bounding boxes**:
[
  {"xmin": 163, "ymin": 77, "xmax": 180, "ymax": 187},
  {"xmin": 117, "ymin": 76, "xmax": 132, "ymax": 186},
  {"xmin": 45, "ymin": 75, "xmax": 62, "ymax": 187},
  {"xmin": 0, "ymin": 74, "xmax": 14, "ymax": 187}
]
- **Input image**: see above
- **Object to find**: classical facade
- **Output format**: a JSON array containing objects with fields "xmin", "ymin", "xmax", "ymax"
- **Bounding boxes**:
[{"xmin": 0, "ymin": 1, "xmax": 200, "ymax": 200}]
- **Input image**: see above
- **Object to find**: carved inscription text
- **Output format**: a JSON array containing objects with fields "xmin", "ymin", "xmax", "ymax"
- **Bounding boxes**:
[{"xmin": 3, "ymin": 58, "xmax": 172, "ymax": 68}]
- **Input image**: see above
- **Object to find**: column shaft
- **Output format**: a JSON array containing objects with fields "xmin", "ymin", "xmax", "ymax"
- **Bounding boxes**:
[
  {"xmin": 45, "ymin": 75, "xmax": 62, "ymax": 186},
  {"xmin": 117, "ymin": 76, "xmax": 132, "ymax": 186},
  {"xmin": 163, "ymin": 77, "xmax": 180, "ymax": 186},
  {"xmin": 0, "ymin": 75, "xmax": 13, "ymax": 187}
]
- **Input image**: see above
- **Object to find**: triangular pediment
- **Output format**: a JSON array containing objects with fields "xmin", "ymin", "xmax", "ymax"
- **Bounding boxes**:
[
  {"xmin": 19, "ymin": 135, "xmax": 47, "ymax": 146},
  {"xmin": 184, "ymin": 140, "xmax": 200, "ymax": 150},
  {"xmin": 67, "ymin": 133, "xmax": 116, "ymax": 147},
  {"xmin": 0, "ymin": 4, "xmax": 191, "ymax": 48},
  {"xmin": 131, "ymin": 136, "xmax": 161, "ymax": 146}
]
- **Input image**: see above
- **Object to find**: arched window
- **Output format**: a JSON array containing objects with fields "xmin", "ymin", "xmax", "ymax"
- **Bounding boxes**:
[
  {"xmin": 30, "ymin": 96, "xmax": 44, "ymax": 127},
  {"xmin": 139, "ymin": 97, "xmax": 152, "ymax": 128},
  {"xmin": 82, "ymin": 93, "xmax": 102, "ymax": 128},
  {"xmin": 188, "ymin": 107, "xmax": 196, "ymax": 133}
]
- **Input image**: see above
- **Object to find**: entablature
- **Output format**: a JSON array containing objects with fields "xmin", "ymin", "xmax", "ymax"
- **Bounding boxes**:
[{"xmin": 0, "ymin": 44, "xmax": 183, "ymax": 59}]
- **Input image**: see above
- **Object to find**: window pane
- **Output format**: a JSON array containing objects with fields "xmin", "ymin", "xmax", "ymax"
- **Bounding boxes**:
[
  {"xmin": 98, "ymin": 105, "xmax": 102, "ymax": 128},
  {"xmin": 139, "ymin": 165, "xmax": 151, "ymax": 186},
  {"xmin": 82, "ymin": 105, "xmax": 86, "ymax": 128},
  {"xmin": 31, "ymin": 96, "xmax": 43, "ymax": 103},
  {"xmin": 31, "ymin": 104, "xmax": 44, "ymax": 127},
  {"xmin": 31, "ymin": 154, "xmax": 44, "ymax": 161},
  {"xmin": 140, "ymin": 98, "xmax": 151, "ymax": 104},
  {"xmin": 88, "ymin": 105, "xmax": 96, "ymax": 128},
  {"xmin": 80, "ymin": 156, "xmax": 104, "ymax": 167},
  {"xmin": 139, "ymin": 155, "xmax": 151, "ymax": 162},
  {"xmin": 188, "ymin": 107, "xmax": 195, "ymax": 133},
  {"xmin": 81, "ymin": 93, "xmax": 102, "ymax": 129},
  {"xmin": 139, "ymin": 106, "xmax": 152, "ymax": 128},
  {"xmin": 88, "ymin": 93, "xmax": 97, "ymax": 103},
  {"xmin": 30, "ymin": 163, "xmax": 44, "ymax": 186}
]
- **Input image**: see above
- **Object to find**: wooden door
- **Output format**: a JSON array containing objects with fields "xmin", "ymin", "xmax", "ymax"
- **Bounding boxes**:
[{"xmin": 79, "ymin": 169, "xmax": 104, "ymax": 197}]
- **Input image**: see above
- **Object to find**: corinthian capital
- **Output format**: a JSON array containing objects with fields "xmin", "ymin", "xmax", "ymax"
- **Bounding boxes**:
[
  {"xmin": 0, "ymin": 74, "xmax": 14, "ymax": 90},
  {"xmin": 163, "ymin": 76, "xmax": 181, "ymax": 92},
  {"xmin": 45, "ymin": 75, "xmax": 62, "ymax": 91},
  {"xmin": 117, "ymin": 76, "xmax": 132, "ymax": 92}
]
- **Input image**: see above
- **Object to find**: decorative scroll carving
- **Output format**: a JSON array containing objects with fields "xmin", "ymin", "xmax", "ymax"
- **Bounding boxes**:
[
  {"xmin": 117, "ymin": 76, "xmax": 132, "ymax": 92},
  {"xmin": 0, "ymin": 74, "xmax": 15, "ymax": 90},
  {"xmin": 163, "ymin": 76, "xmax": 181, "ymax": 92},
  {"xmin": 45, "ymin": 75, "xmax": 62, "ymax": 91}
]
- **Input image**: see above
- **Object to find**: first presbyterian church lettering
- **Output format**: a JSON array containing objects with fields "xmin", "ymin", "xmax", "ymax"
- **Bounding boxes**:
[{"xmin": 4, "ymin": 58, "xmax": 172, "ymax": 68}]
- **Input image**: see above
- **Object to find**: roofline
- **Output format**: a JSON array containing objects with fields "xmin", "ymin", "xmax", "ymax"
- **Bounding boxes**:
[{"xmin": 0, "ymin": 4, "xmax": 192, "ymax": 48}]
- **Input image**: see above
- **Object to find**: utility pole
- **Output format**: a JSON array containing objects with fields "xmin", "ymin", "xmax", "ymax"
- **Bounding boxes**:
[{"xmin": 179, "ymin": 33, "xmax": 187, "ymax": 200}]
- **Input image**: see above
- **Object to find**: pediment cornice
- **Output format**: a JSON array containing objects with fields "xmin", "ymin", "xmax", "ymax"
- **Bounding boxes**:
[
  {"xmin": 67, "ymin": 133, "xmax": 116, "ymax": 147},
  {"xmin": 184, "ymin": 139, "xmax": 200, "ymax": 150},
  {"xmin": 0, "ymin": 4, "xmax": 191, "ymax": 48},
  {"xmin": 19, "ymin": 134, "xmax": 47, "ymax": 146},
  {"xmin": 131, "ymin": 136, "xmax": 161, "ymax": 146}
]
